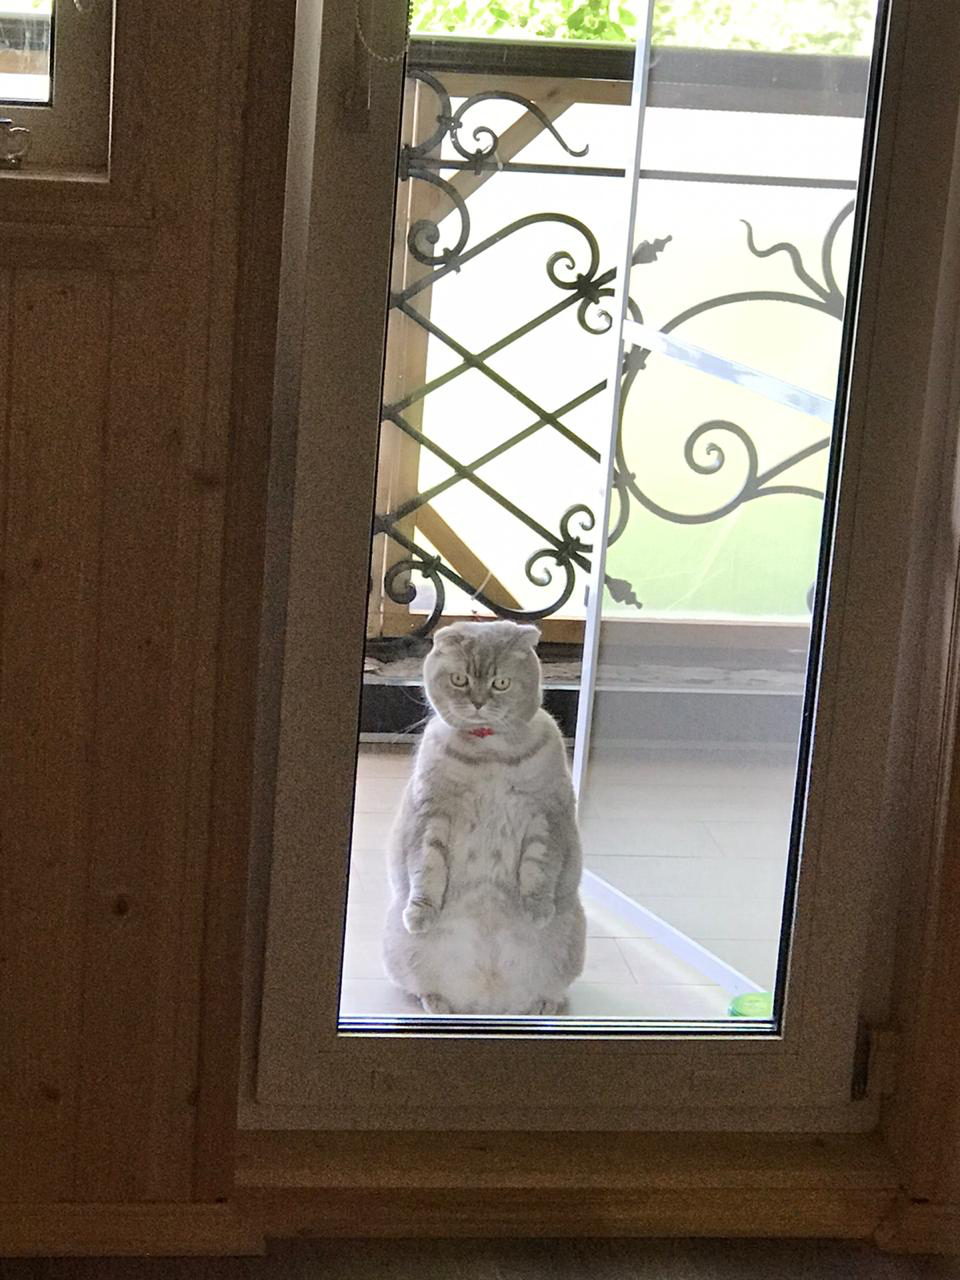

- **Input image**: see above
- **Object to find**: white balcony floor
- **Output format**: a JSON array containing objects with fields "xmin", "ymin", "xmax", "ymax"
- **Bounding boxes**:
[{"xmin": 340, "ymin": 743, "xmax": 794, "ymax": 1021}]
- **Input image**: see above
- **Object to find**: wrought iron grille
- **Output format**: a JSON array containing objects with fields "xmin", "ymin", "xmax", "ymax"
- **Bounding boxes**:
[{"xmin": 370, "ymin": 51, "xmax": 860, "ymax": 639}]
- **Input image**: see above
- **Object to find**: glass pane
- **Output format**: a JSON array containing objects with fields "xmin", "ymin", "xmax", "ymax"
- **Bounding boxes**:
[
  {"xmin": 575, "ymin": 6, "xmax": 879, "ymax": 1018},
  {"xmin": 410, "ymin": 0, "xmax": 876, "ymax": 52},
  {"xmin": 341, "ymin": 0, "xmax": 884, "ymax": 1027},
  {"xmin": 0, "ymin": 1, "xmax": 52, "ymax": 105}
]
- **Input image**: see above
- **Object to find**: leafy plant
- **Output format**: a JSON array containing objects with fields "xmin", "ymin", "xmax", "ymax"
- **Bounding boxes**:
[{"xmin": 409, "ymin": 0, "xmax": 877, "ymax": 55}]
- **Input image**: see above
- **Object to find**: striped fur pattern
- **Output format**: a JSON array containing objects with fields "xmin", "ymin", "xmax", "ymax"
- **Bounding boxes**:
[{"xmin": 382, "ymin": 621, "xmax": 586, "ymax": 1014}]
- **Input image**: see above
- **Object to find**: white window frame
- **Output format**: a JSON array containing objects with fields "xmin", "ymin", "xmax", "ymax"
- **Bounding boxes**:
[
  {"xmin": 0, "ymin": 0, "xmax": 113, "ymax": 172},
  {"xmin": 243, "ymin": 0, "xmax": 960, "ymax": 1132}
]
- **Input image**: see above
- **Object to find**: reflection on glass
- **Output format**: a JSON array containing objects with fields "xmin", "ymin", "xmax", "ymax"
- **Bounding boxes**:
[
  {"xmin": 0, "ymin": 0, "xmax": 52, "ymax": 105},
  {"xmin": 340, "ymin": 0, "xmax": 882, "ymax": 1026}
]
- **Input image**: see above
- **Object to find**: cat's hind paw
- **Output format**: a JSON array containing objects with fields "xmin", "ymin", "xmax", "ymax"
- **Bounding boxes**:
[
  {"xmin": 403, "ymin": 899, "xmax": 438, "ymax": 934},
  {"xmin": 522, "ymin": 894, "xmax": 556, "ymax": 928},
  {"xmin": 420, "ymin": 993, "xmax": 453, "ymax": 1014}
]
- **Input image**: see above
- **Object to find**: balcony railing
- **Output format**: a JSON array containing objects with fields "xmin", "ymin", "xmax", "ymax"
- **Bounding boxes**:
[{"xmin": 366, "ymin": 40, "xmax": 868, "ymax": 646}]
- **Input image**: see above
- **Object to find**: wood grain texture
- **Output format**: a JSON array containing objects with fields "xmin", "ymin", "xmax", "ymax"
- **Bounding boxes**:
[
  {"xmin": 236, "ymin": 1130, "xmax": 898, "ymax": 1192},
  {"xmin": 0, "ymin": 0, "xmax": 296, "ymax": 1208},
  {"xmin": 0, "ymin": 1204, "xmax": 264, "ymax": 1258},
  {"xmin": 192, "ymin": 0, "xmax": 298, "ymax": 1204},
  {"xmin": 0, "ymin": 1179, "xmax": 934, "ymax": 1259},
  {"xmin": 238, "ymin": 1186, "xmax": 896, "ymax": 1241},
  {"xmin": 69, "ymin": 0, "xmax": 244, "ymax": 1193},
  {"xmin": 0, "ymin": 269, "xmax": 111, "ymax": 1202},
  {"xmin": 0, "ymin": 223, "xmax": 155, "ymax": 272},
  {"xmin": 234, "ymin": 1130, "xmax": 898, "ymax": 1240}
]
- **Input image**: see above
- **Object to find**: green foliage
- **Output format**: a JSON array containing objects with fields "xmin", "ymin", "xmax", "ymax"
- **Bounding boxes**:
[
  {"xmin": 409, "ymin": 0, "xmax": 877, "ymax": 55},
  {"xmin": 410, "ymin": 0, "xmax": 635, "ymax": 43}
]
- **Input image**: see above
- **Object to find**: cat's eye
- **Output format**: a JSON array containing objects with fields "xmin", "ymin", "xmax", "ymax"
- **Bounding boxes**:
[
  {"xmin": 492, "ymin": 676, "xmax": 511, "ymax": 691},
  {"xmin": 449, "ymin": 672, "xmax": 469, "ymax": 688}
]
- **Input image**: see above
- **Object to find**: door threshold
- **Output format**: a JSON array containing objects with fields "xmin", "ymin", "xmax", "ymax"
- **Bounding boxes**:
[{"xmin": 234, "ymin": 1129, "xmax": 898, "ymax": 1239}]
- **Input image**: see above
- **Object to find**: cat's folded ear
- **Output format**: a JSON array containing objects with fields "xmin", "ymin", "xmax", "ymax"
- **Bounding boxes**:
[
  {"xmin": 431, "ymin": 624, "xmax": 465, "ymax": 651},
  {"xmin": 513, "ymin": 624, "xmax": 541, "ymax": 650}
]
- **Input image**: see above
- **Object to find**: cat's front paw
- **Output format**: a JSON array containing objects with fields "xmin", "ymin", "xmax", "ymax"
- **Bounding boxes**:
[
  {"xmin": 420, "ymin": 993, "xmax": 452, "ymax": 1014},
  {"xmin": 403, "ymin": 899, "xmax": 438, "ymax": 934},
  {"xmin": 523, "ymin": 894, "xmax": 555, "ymax": 928}
]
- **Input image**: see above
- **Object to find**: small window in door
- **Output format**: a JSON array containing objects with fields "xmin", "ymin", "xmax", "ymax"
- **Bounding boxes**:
[
  {"xmin": 0, "ymin": 1, "xmax": 52, "ymax": 104},
  {"xmin": 0, "ymin": 0, "xmax": 112, "ymax": 171}
]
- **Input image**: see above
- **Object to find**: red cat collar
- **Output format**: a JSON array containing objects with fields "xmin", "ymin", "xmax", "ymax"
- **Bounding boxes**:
[{"xmin": 467, "ymin": 726, "xmax": 495, "ymax": 738}]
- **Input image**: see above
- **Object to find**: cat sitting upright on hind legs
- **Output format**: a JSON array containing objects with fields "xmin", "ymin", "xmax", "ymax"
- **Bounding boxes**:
[{"xmin": 382, "ymin": 620, "xmax": 586, "ymax": 1015}]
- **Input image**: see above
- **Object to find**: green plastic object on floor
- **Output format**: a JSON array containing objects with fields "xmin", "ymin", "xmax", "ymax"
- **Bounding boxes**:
[{"xmin": 728, "ymin": 991, "xmax": 774, "ymax": 1018}]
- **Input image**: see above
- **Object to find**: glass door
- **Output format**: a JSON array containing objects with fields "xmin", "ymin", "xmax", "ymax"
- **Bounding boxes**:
[
  {"xmin": 570, "ymin": 9, "xmax": 879, "ymax": 1020},
  {"xmin": 253, "ymin": 0, "xmax": 921, "ymax": 1127},
  {"xmin": 338, "ymin": 0, "xmax": 883, "ymax": 1027}
]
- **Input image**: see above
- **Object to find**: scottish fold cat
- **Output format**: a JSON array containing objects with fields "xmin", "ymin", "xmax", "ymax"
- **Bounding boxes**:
[{"xmin": 382, "ymin": 620, "xmax": 586, "ymax": 1014}]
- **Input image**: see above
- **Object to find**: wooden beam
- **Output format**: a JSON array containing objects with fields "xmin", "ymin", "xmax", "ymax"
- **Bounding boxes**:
[
  {"xmin": 239, "ymin": 1186, "xmax": 895, "ymax": 1240},
  {"xmin": 416, "ymin": 503, "xmax": 523, "ymax": 611},
  {"xmin": 380, "ymin": 613, "xmax": 811, "ymax": 651},
  {"xmin": 235, "ymin": 1130, "xmax": 898, "ymax": 1240},
  {"xmin": 0, "ymin": 1204, "xmax": 263, "ymax": 1258},
  {"xmin": 191, "ymin": 0, "xmax": 299, "ymax": 1204},
  {"xmin": 373, "ymin": 77, "xmax": 440, "ymax": 636}
]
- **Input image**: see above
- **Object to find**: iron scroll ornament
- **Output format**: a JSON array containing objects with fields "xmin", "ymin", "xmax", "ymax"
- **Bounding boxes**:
[
  {"xmin": 615, "ymin": 203, "xmax": 850, "ymax": 527},
  {"xmin": 374, "ymin": 67, "xmax": 850, "ymax": 636},
  {"xmin": 399, "ymin": 69, "xmax": 592, "ymax": 267}
]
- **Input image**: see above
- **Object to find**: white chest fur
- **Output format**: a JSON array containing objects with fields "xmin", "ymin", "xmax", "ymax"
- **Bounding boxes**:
[{"xmin": 442, "ymin": 758, "xmax": 540, "ymax": 887}]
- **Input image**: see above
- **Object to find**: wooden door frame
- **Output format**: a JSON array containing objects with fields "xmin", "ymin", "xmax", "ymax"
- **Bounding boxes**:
[{"xmin": 224, "ymin": 0, "xmax": 960, "ymax": 1253}]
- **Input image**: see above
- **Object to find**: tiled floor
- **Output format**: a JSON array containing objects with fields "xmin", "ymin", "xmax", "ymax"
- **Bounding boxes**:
[{"xmin": 340, "ymin": 744, "xmax": 794, "ymax": 1020}]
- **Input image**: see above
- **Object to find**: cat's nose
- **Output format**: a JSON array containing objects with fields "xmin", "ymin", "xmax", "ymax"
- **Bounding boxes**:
[{"xmin": 469, "ymin": 694, "xmax": 486, "ymax": 710}]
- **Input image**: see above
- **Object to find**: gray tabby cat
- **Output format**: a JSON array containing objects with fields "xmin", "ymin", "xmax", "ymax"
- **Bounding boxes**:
[{"xmin": 382, "ymin": 620, "xmax": 586, "ymax": 1014}]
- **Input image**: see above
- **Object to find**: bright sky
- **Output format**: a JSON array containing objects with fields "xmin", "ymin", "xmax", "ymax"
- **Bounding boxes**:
[
  {"xmin": 0, "ymin": 71, "xmax": 49, "ymax": 101},
  {"xmin": 0, "ymin": 1, "xmax": 52, "ymax": 14}
]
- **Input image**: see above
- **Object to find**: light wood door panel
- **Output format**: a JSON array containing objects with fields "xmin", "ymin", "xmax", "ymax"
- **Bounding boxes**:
[
  {"xmin": 0, "ymin": 268, "xmax": 110, "ymax": 1201},
  {"xmin": 0, "ymin": 0, "xmax": 297, "ymax": 1204}
]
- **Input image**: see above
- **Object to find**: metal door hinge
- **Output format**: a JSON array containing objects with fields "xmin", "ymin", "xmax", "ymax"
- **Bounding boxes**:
[{"xmin": 851, "ymin": 1021, "xmax": 899, "ymax": 1101}]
